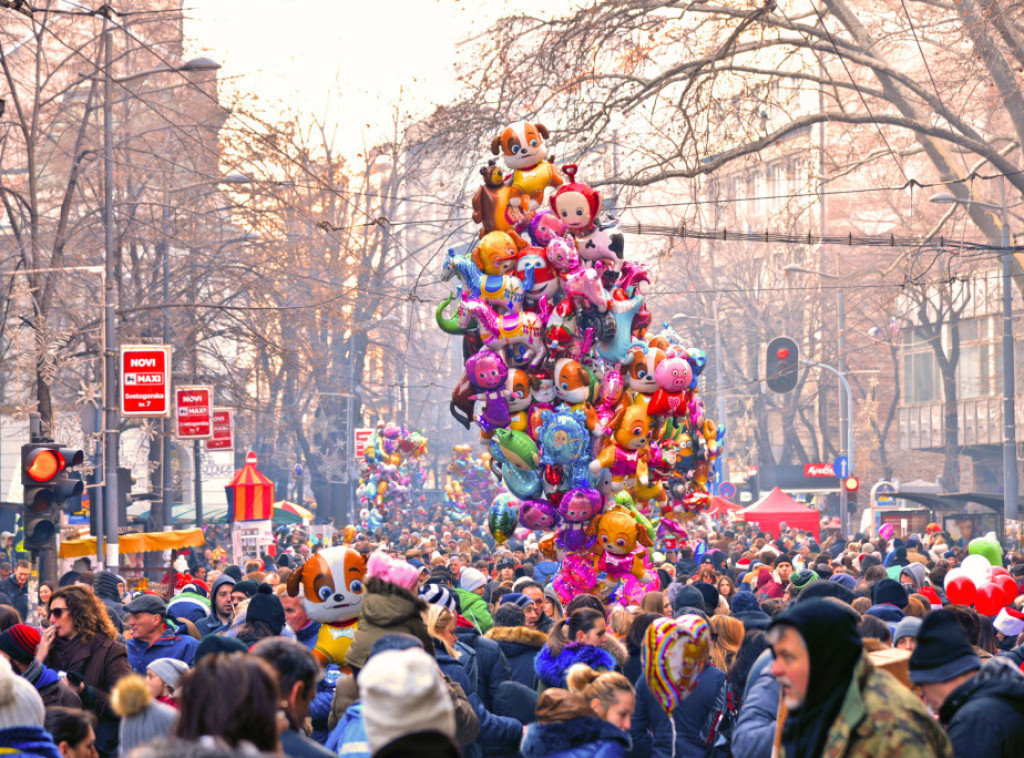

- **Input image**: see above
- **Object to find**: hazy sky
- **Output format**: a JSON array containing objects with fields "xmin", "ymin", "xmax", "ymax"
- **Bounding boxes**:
[{"xmin": 184, "ymin": 0, "xmax": 510, "ymax": 154}]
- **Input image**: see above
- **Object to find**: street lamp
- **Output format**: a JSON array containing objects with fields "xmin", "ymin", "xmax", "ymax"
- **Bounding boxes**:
[
  {"xmin": 783, "ymin": 262, "xmax": 853, "ymax": 536},
  {"xmin": 95, "ymin": 12, "xmax": 222, "ymax": 566},
  {"xmin": 930, "ymin": 191, "xmax": 1018, "ymax": 521},
  {"xmin": 670, "ymin": 312, "xmax": 729, "ymax": 490}
]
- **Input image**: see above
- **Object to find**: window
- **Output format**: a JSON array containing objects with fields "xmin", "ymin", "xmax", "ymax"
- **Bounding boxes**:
[
  {"xmin": 903, "ymin": 351, "xmax": 940, "ymax": 403},
  {"xmin": 957, "ymin": 317, "xmax": 997, "ymax": 399}
]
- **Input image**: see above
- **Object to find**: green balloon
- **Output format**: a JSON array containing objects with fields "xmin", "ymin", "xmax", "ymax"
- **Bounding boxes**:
[{"xmin": 968, "ymin": 537, "xmax": 1002, "ymax": 566}]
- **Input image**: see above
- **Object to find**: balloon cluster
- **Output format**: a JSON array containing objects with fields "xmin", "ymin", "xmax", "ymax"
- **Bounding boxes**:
[
  {"xmin": 447, "ymin": 444, "xmax": 503, "ymax": 518},
  {"xmin": 357, "ymin": 422, "xmax": 429, "ymax": 528},
  {"xmin": 437, "ymin": 120, "xmax": 724, "ymax": 607},
  {"xmin": 943, "ymin": 538, "xmax": 1017, "ymax": 617}
]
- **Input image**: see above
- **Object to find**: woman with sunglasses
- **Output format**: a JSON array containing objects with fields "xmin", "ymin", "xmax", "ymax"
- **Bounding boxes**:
[{"xmin": 35, "ymin": 585, "xmax": 131, "ymax": 758}]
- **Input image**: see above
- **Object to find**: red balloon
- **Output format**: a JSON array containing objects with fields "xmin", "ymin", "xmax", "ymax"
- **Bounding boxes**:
[
  {"xmin": 988, "ymin": 566, "xmax": 1011, "ymax": 578},
  {"xmin": 993, "ymin": 574, "xmax": 1020, "ymax": 605},
  {"xmin": 975, "ymin": 582, "xmax": 1008, "ymax": 617},
  {"xmin": 946, "ymin": 575, "xmax": 978, "ymax": 606}
]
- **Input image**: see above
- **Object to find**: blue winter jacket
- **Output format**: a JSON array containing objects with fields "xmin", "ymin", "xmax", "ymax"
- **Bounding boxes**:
[
  {"xmin": 521, "ymin": 717, "xmax": 630, "ymax": 758},
  {"xmin": 456, "ymin": 622, "xmax": 513, "ymax": 711},
  {"xmin": 125, "ymin": 621, "xmax": 199, "ymax": 674},
  {"xmin": 730, "ymin": 666, "xmax": 779, "ymax": 758},
  {"xmin": 325, "ymin": 702, "xmax": 370, "ymax": 758},
  {"xmin": 485, "ymin": 625, "xmax": 548, "ymax": 691},
  {"xmin": 435, "ymin": 646, "xmax": 522, "ymax": 758},
  {"xmin": 294, "ymin": 620, "xmax": 337, "ymax": 744},
  {"xmin": 628, "ymin": 665, "xmax": 726, "ymax": 758}
]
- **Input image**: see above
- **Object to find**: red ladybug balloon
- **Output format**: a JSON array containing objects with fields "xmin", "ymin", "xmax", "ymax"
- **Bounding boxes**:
[
  {"xmin": 974, "ymin": 582, "xmax": 1008, "ymax": 617},
  {"xmin": 988, "ymin": 565, "xmax": 1011, "ymax": 579},
  {"xmin": 992, "ymin": 574, "xmax": 1019, "ymax": 605},
  {"xmin": 945, "ymin": 575, "xmax": 977, "ymax": 606}
]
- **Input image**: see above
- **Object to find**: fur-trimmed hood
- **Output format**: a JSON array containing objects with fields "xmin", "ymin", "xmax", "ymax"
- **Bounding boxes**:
[
  {"xmin": 521, "ymin": 714, "xmax": 630, "ymax": 758},
  {"xmin": 486, "ymin": 625, "xmax": 549, "ymax": 651},
  {"xmin": 601, "ymin": 634, "xmax": 628, "ymax": 668},
  {"xmin": 535, "ymin": 643, "xmax": 617, "ymax": 689}
]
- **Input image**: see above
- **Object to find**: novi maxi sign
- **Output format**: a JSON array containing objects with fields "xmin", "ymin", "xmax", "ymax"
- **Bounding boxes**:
[
  {"xmin": 175, "ymin": 386, "xmax": 214, "ymax": 439},
  {"xmin": 121, "ymin": 345, "xmax": 172, "ymax": 417}
]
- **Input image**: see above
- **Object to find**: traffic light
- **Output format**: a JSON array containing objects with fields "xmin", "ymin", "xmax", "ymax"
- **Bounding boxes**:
[
  {"xmin": 765, "ymin": 336, "xmax": 799, "ymax": 393},
  {"xmin": 21, "ymin": 443, "xmax": 84, "ymax": 551},
  {"xmin": 843, "ymin": 476, "xmax": 860, "ymax": 494}
]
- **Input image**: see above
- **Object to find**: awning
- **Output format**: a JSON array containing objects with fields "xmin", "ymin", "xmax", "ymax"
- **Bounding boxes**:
[
  {"xmin": 59, "ymin": 528, "xmax": 206, "ymax": 558},
  {"xmin": 274, "ymin": 500, "xmax": 313, "ymax": 522}
]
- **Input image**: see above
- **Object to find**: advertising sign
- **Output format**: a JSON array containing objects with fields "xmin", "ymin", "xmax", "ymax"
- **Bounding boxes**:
[
  {"xmin": 206, "ymin": 408, "xmax": 234, "ymax": 451},
  {"xmin": 121, "ymin": 345, "xmax": 171, "ymax": 417},
  {"xmin": 354, "ymin": 428, "xmax": 373, "ymax": 458},
  {"xmin": 804, "ymin": 463, "xmax": 837, "ymax": 478},
  {"xmin": 175, "ymin": 386, "xmax": 213, "ymax": 439}
]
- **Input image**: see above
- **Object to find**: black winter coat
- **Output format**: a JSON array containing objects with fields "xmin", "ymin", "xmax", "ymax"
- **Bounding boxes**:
[
  {"xmin": 484, "ymin": 625, "xmax": 548, "ymax": 691},
  {"xmin": 940, "ymin": 657, "xmax": 1024, "ymax": 758}
]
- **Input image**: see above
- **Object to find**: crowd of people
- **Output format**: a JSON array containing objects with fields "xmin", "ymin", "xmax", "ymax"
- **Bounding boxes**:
[{"xmin": 0, "ymin": 518, "xmax": 1019, "ymax": 758}]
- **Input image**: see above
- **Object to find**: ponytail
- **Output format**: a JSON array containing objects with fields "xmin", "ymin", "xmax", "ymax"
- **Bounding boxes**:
[
  {"xmin": 566, "ymin": 663, "xmax": 633, "ymax": 712},
  {"xmin": 547, "ymin": 607, "xmax": 605, "ymax": 656},
  {"xmin": 546, "ymin": 619, "xmax": 569, "ymax": 656}
]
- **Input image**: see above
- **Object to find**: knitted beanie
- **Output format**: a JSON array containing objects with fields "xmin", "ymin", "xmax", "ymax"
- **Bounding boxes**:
[
  {"xmin": 112, "ymin": 675, "xmax": 177, "ymax": 755},
  {"xmin": 500, "ymin": 592, "xmax": 534, "ymax": 609},
  {"xmin": 459, "ymin": 567, "xmax": 487, "ymax": 593},
  {"xmin": 147, "ymin": 658, "xmax": 189, "ymax": 690},
  {"xmin": 419, "ymin": 584, "xmax": 457, "ymax": 614},
  {"xmin": 789, "ymin": 570, "xmax": 820, "ymax": 593},
  {"xmin": 194, "ymin": 634, "xmax": 248, "ymax": 663},
  {"xmin": 232, "ymin": 579, "xmax": 260, "ymax": 598},
  {"xmin": 909, "ymin": 610, "xmax": 981, "ymax": 684},
  {"xmin": 245, "ymin": 584, "xmax": 286, "ymax": 635},
  {"xmin": 0, "ymin": 655, "xmax": 44, "ymax": 728},
  {"xmin": 870, "ymin": 578, "xmax": 909, "ymax": 609},
  {"xmin": 360, "ymin": 648, "xmax": 456, "ymax": 755},
  {"xmin": 0, "ymin": 625, "xmax": 40, "ymax": 665}
]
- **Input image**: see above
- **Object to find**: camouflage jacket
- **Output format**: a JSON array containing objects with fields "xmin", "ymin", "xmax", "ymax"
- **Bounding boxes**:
[{"xmin": 785, "ymin": 656, "xmax": 952, "ymax": 758}]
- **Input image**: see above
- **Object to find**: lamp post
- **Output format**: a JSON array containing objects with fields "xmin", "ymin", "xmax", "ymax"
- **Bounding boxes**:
[
  {"xmin": 930, "ymin": 191, "xmax": 1019, "ymax": 521},
  {"xmin": 783, "ymin": 263, "xmax": 852, "ymax": 535},
  {"xmin": 670, "ymin": 312, "xmax": 728, "ymax": 488},
  {"xmin": 96, "ymin": 10, "xmax": 220, "ymax": 567}
]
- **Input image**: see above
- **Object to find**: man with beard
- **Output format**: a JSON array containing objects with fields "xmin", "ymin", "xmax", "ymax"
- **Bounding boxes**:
[{"xmin": 767, "ymin": 599, "xmax": 950, "ymax": 758}]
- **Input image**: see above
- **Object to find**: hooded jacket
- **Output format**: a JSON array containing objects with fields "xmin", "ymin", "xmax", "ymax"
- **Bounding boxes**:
[
  {"xmin": 521, "ymin": 689, "xmax": 630, "ymax": 758},
  {"xmin": 939, "ymin": 657, "xmax": 1024, "ymax": 757},
  {"xmin": 628, "ymin": 665, "xmax": 726, "ymax": 758},
  {"xmin": 456, "ymin": 588, "xmax": 494, "ymax": 633},
  {"xmin": 195, "ymin": 573, "xmax": 235, "ymax": 637},
  {"xmin": 899, "ymin": 563, "xmax": 928, "ymax": 591},
  {"xmin": 486, "ymin": 626, "xmax": 548, "ymax": 690},
  {"xmin": 346, "ymin": 577, "xmax": 435, "ymax": 671},
  {"xmin": 535, "ymin": 643, "xmax": 617, "ymax": 690}
]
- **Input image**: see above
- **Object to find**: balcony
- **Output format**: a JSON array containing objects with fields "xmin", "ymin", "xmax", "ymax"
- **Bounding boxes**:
[{"xmin": 898, "ymin": 395, "xmax": 1021, "ymax": 451}]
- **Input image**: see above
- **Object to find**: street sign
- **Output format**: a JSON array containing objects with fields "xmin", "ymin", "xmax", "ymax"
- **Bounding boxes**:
[
  {"xmin": 804, "ymin": 463, "xmax": 836, "ymax": 478},
  {"xmin": 175, "ymin": 386, "xmax": 213, "ymax": 439},
  {"xmin": 206, "ymin": 408, "xmax": 234, "ymax": 450},
  {"xmin": 746, "ymin": 465, "xmax": 759, "ymax": 478},
  {"xmin": 719, "ymin": 482, "xmax": 737, "ymax": 500},
  {"xmin": 120, "ymin": 345, "xmax": 171, "ymax": 417},
  {"xmin": 832, "ymin": 455, "xmax": 850, "ymax": 479},
  {"xmin": 871, "ymin": 480, "xmax": 897, "ymax": 507},
  {"xmin": 354, "ymin": 428, "xmax": 373, "ymax": 458}
]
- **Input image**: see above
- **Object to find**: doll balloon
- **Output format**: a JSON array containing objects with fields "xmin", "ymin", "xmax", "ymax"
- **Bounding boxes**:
[{"xmin": 550, "ymin": 165, "xmax": 601, "ymax": 237}]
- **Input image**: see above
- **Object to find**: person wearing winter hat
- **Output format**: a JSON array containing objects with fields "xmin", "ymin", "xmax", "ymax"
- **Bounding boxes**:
[
  {"xmin": 0, "ymin": 625, "xmax": 80, "ymax": 709},
  {"xmin": 910, "ymin": 609, "xmax": 1024, "ymax": 757},
  {"xmin": 730, "ymin": 589, "xmax": 771, "ymax": 631},
  {"xmin": 769, "ymin": 599, "xmax": 950, "ymax": 758},
  {"xmin": 455, "ymin": 567, "xmax": 493, "ymax": 633},
  {"xmin": 870, "ymin": 577, "xmax": 909, "ymax": 609},
  {"xmin": 229, "ymin": 579, "xmax": 259, "ymax": 607},
  {"xmin": 419, "ymin": 583, "xmax": 458, "ymax": 615},
  {"xmin": 194, "ymin": 573, "xmax": 235, "ymax": 638},
  {"xmin": 145, "ymin": 659, "xmax": 188, "ymax": 709},
  {"xmin": 111, "ymin": 674, "xmax": 176, "ymax": 756},
  {"xmin": 829, "ymin": 572, "xmax": 857, "ymax": 591},
  {"xmin": 899, "ymin": 562, "xmax": 928, "ymax": 592},
  {"xmin": 785, "ymin": 569, "xmax": 819, "ymax": 601},
  {"xmin": 236, "ymin": 584, "xmax": 286, "ymax": 648},
  {"xmin": 193, "ymin": 634, "xmax": 248, "ymax": 663},
  {"xmin": 892, "ymin": 616, "xmax": 922, "ymax": 652},
  {"xmin": 0, "ymin": 655, "xmax": 61, "ymax": 758},
  {"xmin": 91, "ymin": 571, "xmax": 126, "ymax": 634},
  {"xmin": 993, "ymin": 607, "xmax": 1024, "ymax": 650},
  {"xmin": 123, "ymin": 595, "xmax": 199, "ymax": 674},
  {"xmin": 670, "ymin": 584, "xmax": 706, "ymax": 617},
  {"xmin": 691, "ymin": 581, "xmax": 721, "ymax": 614},
  {"xmin": 165, "ymin": 583, "xmax": 211, "ymax": 626},
  {"xmin": 359, "ymin": 648, "xmax": 458, "ymax": 757}
]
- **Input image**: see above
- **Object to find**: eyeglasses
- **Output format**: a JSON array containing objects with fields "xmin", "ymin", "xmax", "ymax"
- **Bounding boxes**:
[{"xmin": 49, "ymin": 608, "xmax": 66, "ymax": 618}]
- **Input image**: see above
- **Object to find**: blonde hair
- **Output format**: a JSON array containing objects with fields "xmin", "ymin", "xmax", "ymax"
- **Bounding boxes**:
[
  {"xmin": 608, "ymin": 605, "xmax": 634, "ymax": 638},
  {"xmin": 710, "ymin": 615, "xmax": 744, "ymax": 672},
  {"xmin": 565, "ymin": 663, "xmax": 633, "ymax": 711},
  {"xmin": 425, "ymin": 604, "xmax": 458, "ymax": 659}
]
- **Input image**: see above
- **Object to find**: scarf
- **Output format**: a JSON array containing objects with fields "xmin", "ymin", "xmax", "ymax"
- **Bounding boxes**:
[
  {"xmin": 0, "ymin": 726, "xmax": 63, "ymax": 758},
  {"xmin": 771, "ymin": 600, "xmax": 862, "ymax": 758}
]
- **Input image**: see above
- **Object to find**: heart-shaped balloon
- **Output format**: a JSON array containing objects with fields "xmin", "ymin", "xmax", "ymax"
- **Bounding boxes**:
[{"xmin": 643, "ymin": 615, "xmax": 710, "ymax": 715}]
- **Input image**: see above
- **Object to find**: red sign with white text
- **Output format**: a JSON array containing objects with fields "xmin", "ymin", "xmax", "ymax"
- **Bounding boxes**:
[
  {"xmin": 121, "ymin": 345, "xmax": 171, "ymax": 417},
  {"xmin": 804, "ymin": 463, "xmax": 836, "ymax": 478},
  {"xmin": 175, "ymin": 386, "xmax": 213, "ymax": 439},
  {"xmin": 354, "ymin": 428, "xmax": 373, "ymax": 459},
  {"xmin": 206, "ymin": 408, "xmax": 234, "ymax": 451}
]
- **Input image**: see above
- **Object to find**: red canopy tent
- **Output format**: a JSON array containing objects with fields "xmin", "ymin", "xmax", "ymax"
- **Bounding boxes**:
[
  {"xmin": 707, "ymin": 496, "xmax": 743, "ymax": 519},
  {"xmin": 741, "ymin": 487, "xmax": 821, "ymax": 539},
  {"xmin": 225, "ymin": 451, "xmax": 275, "ymax": 522}
]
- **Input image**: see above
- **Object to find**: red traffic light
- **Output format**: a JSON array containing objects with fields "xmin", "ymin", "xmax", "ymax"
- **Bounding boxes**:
[
  {"xmin": 24, "ymin": 450, "xmax": 61, "ymax": 483},
  {"xmin": 777, "ymin": 348, "xmax": 789, "ymax": 359},
  {"xmin": 843, "ymin": 476, "xmax": 860, "ymax": 492}
]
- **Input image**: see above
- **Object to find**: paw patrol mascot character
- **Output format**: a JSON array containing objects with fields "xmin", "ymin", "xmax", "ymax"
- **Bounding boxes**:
[{"xmin": 285, "ymin": 545, "xmax": 367, "ymax": 670}]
